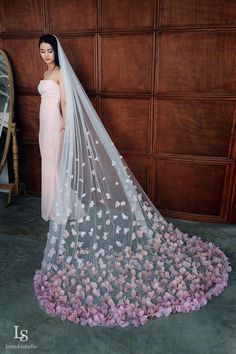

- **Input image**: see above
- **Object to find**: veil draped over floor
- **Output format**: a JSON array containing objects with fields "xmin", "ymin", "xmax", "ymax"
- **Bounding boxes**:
[{"xmin": 34, "ymin": 35, "xmax": 231, "ymax": 327}]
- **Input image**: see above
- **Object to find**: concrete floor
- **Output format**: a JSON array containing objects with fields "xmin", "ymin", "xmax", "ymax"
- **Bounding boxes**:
[{"xmin": 0, "ymin": 192, "xmax": 235, "ymax": 354}]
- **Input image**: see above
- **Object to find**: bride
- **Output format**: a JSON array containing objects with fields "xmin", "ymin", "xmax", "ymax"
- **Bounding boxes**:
[{"xmin": 34, "ymin": 33, "xmax": 231, "ymax": 327}]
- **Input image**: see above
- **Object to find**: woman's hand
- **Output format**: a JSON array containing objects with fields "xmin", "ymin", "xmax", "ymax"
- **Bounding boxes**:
[{"xmin": 60, "ymin": 122, "xmax": 65, "ymax": 132}]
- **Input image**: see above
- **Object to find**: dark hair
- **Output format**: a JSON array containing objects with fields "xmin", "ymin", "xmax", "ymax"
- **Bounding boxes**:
[{"xmin": 38, "ymin": 34, "xmax": 60, "ymax": 67}]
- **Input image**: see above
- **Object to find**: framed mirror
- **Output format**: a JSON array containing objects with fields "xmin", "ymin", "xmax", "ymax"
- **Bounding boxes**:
[
  {"xmin": 0, "ymin": 49, "xmax": 14, "ymax": 176},
  {"xmin": 0, "ymin": 49, "xmax": 25, "ymax": 205}
]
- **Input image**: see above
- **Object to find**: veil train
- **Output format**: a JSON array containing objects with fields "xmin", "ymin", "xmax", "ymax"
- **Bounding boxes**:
[{"xmin": 34, "ymin": 35, "xmax": 231, "ymax": 327}]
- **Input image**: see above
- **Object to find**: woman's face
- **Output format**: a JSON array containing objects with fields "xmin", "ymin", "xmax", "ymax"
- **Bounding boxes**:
[{"xmin": 39, "ymin": 42, "xmax": 55, "ymax": 66}]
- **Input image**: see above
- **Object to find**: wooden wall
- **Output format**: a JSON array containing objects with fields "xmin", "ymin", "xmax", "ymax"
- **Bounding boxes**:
[{"xmin": 0, "ymin": 0, "xmax": 236, "ymax": 223}]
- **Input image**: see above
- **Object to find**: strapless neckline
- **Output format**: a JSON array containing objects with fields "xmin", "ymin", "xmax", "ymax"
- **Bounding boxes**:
[{"xmin": 40, "ymin": 79, "xmax": 59, "ymax": 87}]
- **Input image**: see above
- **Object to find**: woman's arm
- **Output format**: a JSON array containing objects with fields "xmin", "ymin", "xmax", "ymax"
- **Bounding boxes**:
[{"xmin": 58, "ymin": 70, "xmax": 66, "ymax": 131}]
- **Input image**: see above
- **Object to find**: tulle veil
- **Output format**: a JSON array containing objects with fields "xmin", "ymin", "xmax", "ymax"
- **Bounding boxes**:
[{"xmin": 34, "ymin": 34, "xmax": 231, "ymax": 327}]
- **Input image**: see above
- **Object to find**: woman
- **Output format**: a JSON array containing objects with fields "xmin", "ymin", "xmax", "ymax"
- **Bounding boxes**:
[
  {"xmin": 34, "ymin": 34, "xmax": 231, "ymax": 327},
  {"xmin": 38, "ymin": 34, "xmax": 85, "ymax": 222},
  {"xmin": 38, "ymin": 34, "xmax": 65, "ymax": 221}
]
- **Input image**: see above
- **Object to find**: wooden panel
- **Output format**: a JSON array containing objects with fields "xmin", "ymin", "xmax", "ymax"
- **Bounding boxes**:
[
  {"xmin": 100, "ymin": 34, "xmax": 153, "ymax": 93},
  {"xmin": 160, "ymin": 0, "xmax": 236, "ymax": 27},
  {"xmin": 228, "ymin": 118, "xmax": 236, "ymax": 222},
  {"xmin": 48, "ymin": 0, "xmax": 97, "ymax": 32},
  {"xmin": 123, "ymin": 154, "xmax": 150, "ymax": 193},
  {"xmin": 229, "ymin": 166, "xmax": 236, "ymax": 222},
  {"xmin": 60, "ymin": 36, "xmax": 96, "ymax": 91},
  {"xmin": 19, "ymin": 144, "xmax": 41, "ymax": 195},
  {"xmin": 89, "ymin": 96, "xmax": 97, "ymax": 111},
  {"xmin": 1, "ymin": 0, "xmax": 43, "ymax": 33},
  {"xmin": 100, "ymin": 97, "xmax": 151, "ymax": 154},
  {"xmin": 157, "ymin": 32, "xmax": 236, "ymax": 95},
  {"xmin": 16, "ymin": 95, "xmax": 40, "ymax": 143},
  {"xmin": 3, "ymin": 38, "xmax": 44, "ymax": 91},
  {"xmin": 100, "ymin": 0, "xmax": 155, "ymax": 30},
  {"xmin": 154, "ymin": 99, "xmax": 236, "ymax": 157},
  {"xmin": 0, "ymin": 7, "xmax": 2, "ymax": 33},
  {"xmin": 154, "ymin": 159, "xmax": 226, "ymax": 215}
]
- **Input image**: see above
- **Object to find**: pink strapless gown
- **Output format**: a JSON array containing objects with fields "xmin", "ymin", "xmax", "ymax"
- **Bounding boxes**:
[{"xmin": 38, "ymin": 80, "xmax": 64, "ymax": 221}]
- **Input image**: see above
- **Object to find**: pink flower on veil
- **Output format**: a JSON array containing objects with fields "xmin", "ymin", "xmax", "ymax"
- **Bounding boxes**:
[
  {"xmin": 86, "ymin": 295, "xmax": 94, "ymax": 305},
  {"xmin": 93, "ymin": 288, "xmax": 101, "ymax": 297},
  {"xmin": 91, "ymin": 282, "xmax": 98, "ymax": 289},
  {"xmin": 48, "ymin": 248, "xmax": 56, "ymax": 257}
]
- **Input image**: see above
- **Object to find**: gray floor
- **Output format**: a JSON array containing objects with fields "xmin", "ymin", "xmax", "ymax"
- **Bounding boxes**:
[{"xmin": 0, "ymin": 192, "xmax": 235, "ymax": 354}]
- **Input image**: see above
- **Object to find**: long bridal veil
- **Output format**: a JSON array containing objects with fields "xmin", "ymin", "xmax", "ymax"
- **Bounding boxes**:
[{"xmin": 34, "ymin": 35, "xmax": 231, "ymax": 327}]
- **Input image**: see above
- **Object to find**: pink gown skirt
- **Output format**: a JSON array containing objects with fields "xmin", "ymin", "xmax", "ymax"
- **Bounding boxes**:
[{"xmin": 38, "ymin": 80, "xmax": 64, "ymax": 221}]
